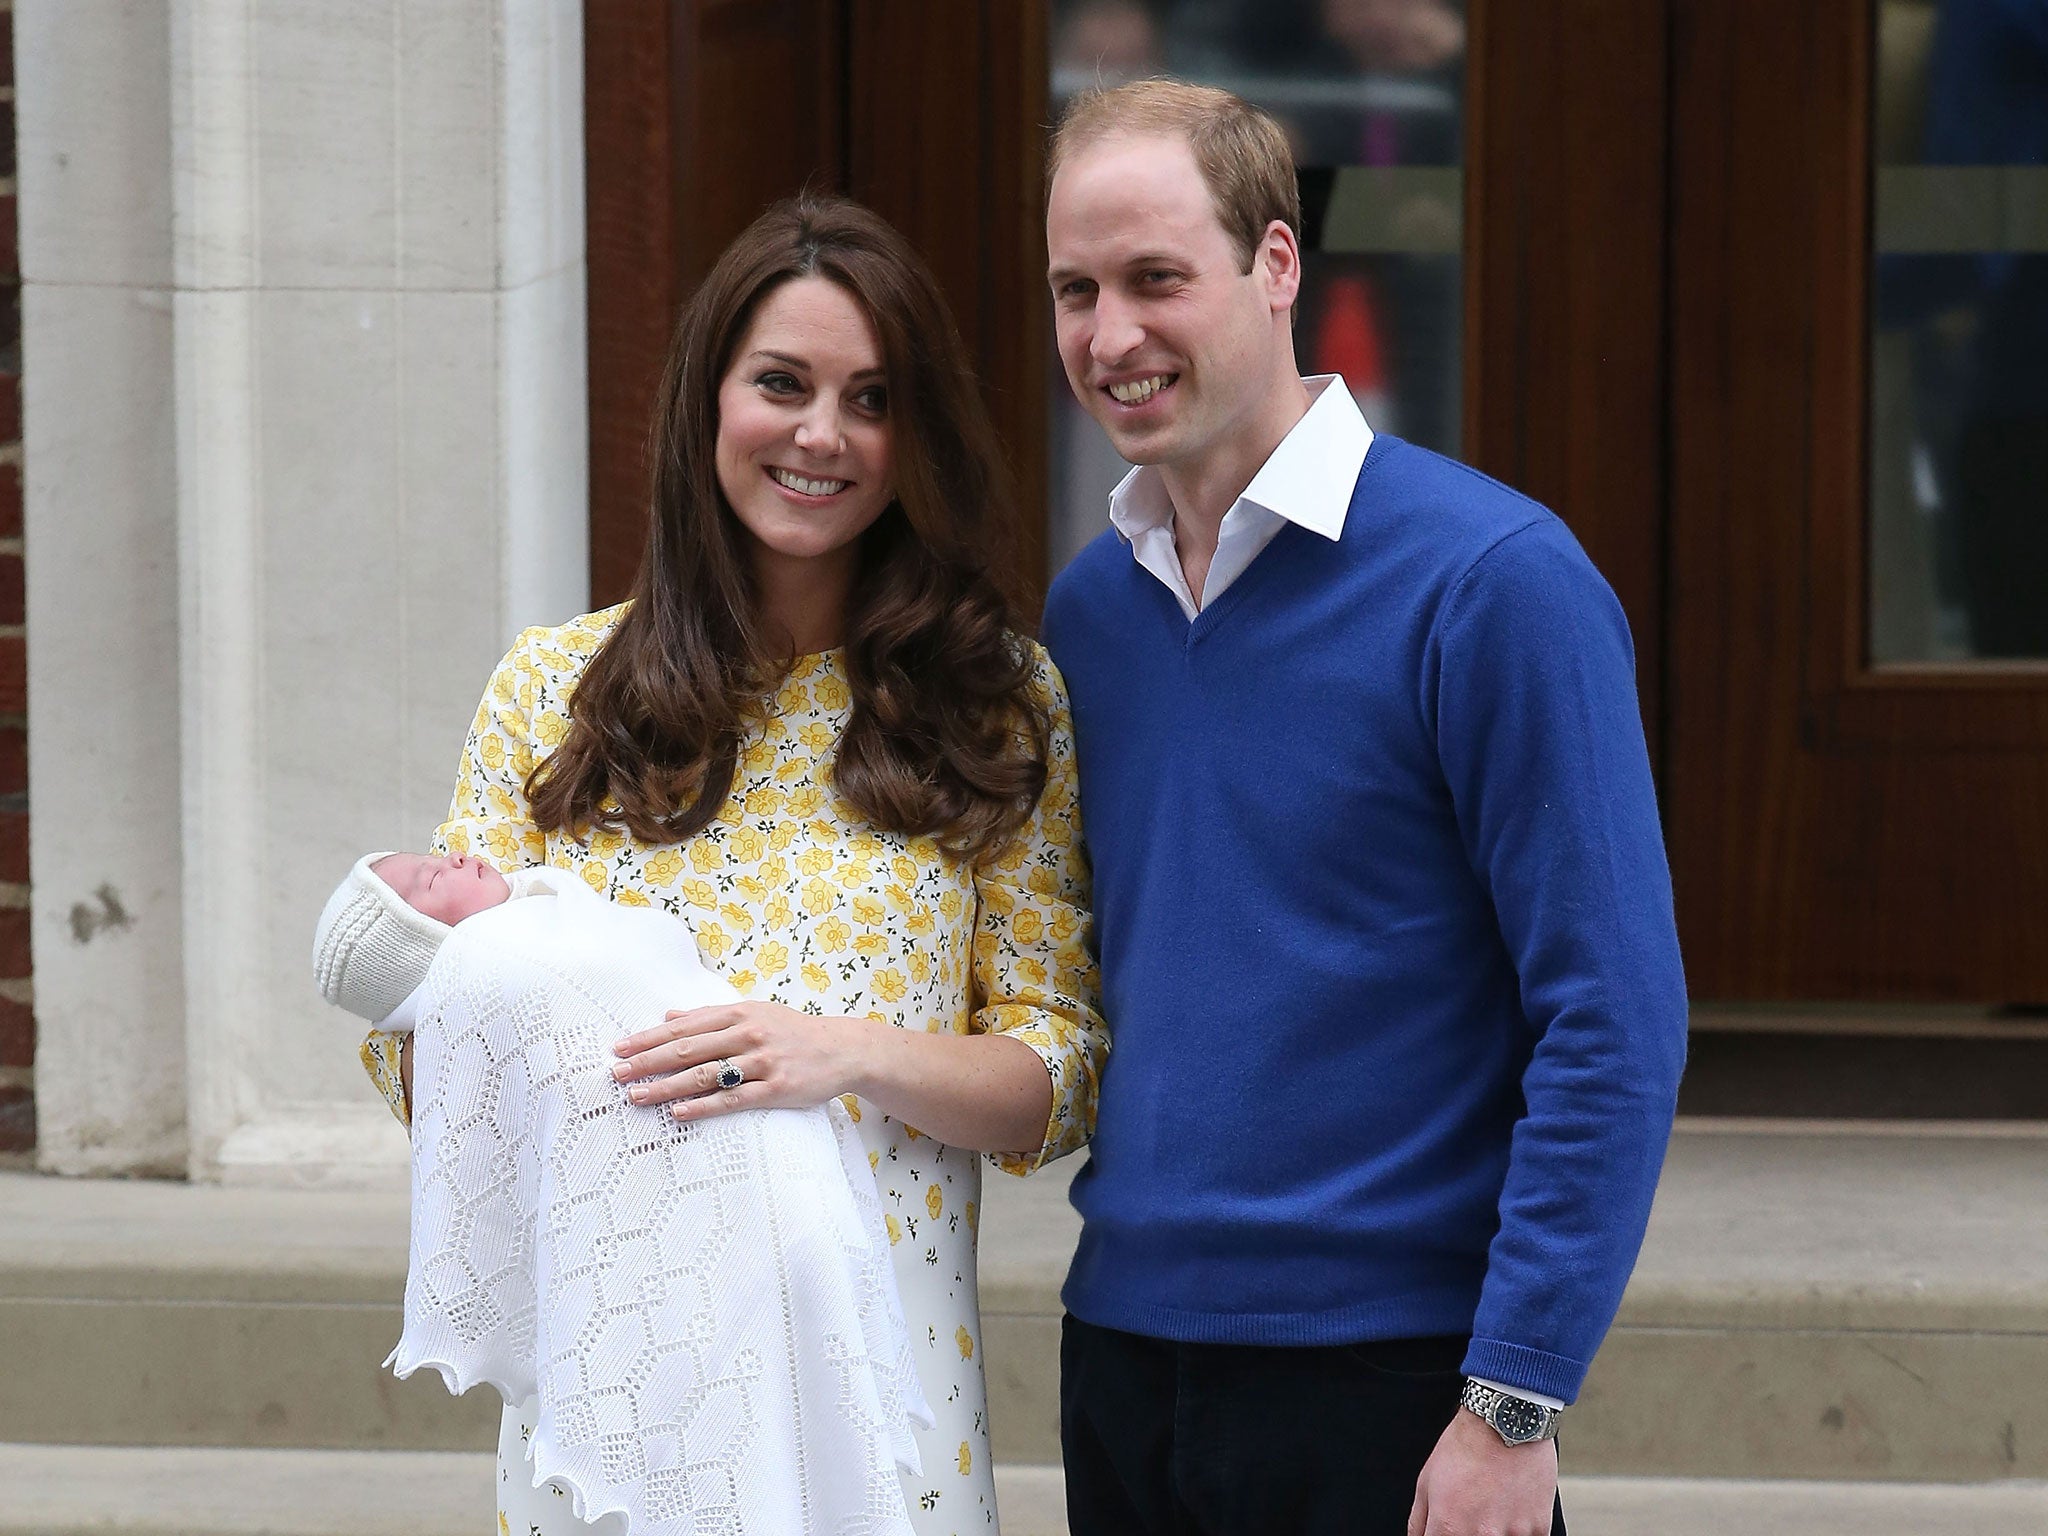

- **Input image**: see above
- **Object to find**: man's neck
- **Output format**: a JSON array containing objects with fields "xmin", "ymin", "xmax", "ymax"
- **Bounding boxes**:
[{"xmin": 1156, "ymin": 372, "xmax": 1313, "ymax": 605}]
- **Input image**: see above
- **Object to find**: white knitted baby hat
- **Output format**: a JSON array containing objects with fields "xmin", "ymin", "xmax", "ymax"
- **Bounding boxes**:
[{"xmin": 310, "ymin": 853, "xmax": 452, "ymax": 1022}]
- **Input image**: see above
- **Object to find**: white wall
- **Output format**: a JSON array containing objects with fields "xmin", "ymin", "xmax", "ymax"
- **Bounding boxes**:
[{"xmin": 21, "ymin": 0, "xmax": 589, "ymax": 1182}]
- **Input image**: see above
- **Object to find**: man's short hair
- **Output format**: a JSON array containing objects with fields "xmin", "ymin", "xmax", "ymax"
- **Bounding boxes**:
[{"xmin": 1048, "ymin": 78, "xmax": 1301, "ymax": 273}]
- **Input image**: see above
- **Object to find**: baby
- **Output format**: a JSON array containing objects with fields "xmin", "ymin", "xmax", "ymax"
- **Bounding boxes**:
[{"xmin": 312, "ymin": 851, "xmax": 928, "ymax": 1536}]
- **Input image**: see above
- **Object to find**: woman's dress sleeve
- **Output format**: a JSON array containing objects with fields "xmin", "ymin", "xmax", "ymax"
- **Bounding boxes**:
[{"xmin": 973, "ymin": 651, "xmax": 1108, "ymax": 1176}]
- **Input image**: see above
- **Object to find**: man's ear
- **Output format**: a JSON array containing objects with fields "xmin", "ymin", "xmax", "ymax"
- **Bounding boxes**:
[{"xmin": 1256, "ymin": 220, "xmax": 1304, "ymax": 315}]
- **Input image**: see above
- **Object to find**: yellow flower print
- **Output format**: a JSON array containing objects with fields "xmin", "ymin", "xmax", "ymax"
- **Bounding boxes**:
[
  {"xmin": 763, "ymin": 893, "xmax": 794, "ymax": 930},
  {"xmin": 534, "ymin": 710, "xmax": 570, "ymax": 747},
  {"xmin": 801, "ymin": 876, "xmax": 837, "ymax": 917},
  {"xmin": 775, "ymin": 757, "xmax": 807, "ymax": 782},
  {"xmin": 688, "ymin": 839, "xmax": 725, "ymax": 874},
  {"xmin": 614, "ymin": 888, "xmax": 652, "ymax": 908},
  {"xmin": 955, "ymin": 1325, "xmax": 974, "ymax": 1361},
  {"xmin": 807, "ymin": 818, "xmax": 842, "ymax": 845},
  {"xmin": 1044, "ymin": 816, "xmax": 1074, "ymax": 848},
  {"xmin": 797, "ymin": 847, "xmax": 834, "ymax": 877},
  {"xmin": 742, "ymin": 739, "xmax": 776, "ymax": 774},
  {"xmin": 774, "ymin": 682, "xmax": 811, "ymax": 715},
  {"xmin": 581, "ymin": 861, "xmax": 608, "ymax": 892},
  {"xmin": 729, "ymin": 826, "xmax": 767, "ymax": 863},
  {"xmin": 841, "ymin": 1094, "xmax": 861, "ymax": 1121},
  {"xmin": 760, "ymin": 855, "xmax": 790, "ymax": 885},
  {"xmin": 444, "ymin": 827, "xmax": 473, "ymax": 855},
  {"xmin": 851, "ymin": 894, "xmax": 886, "ymax": 927},
  {"xmin": 958, "ymin": 1442, "xmax": 972, "ymax": 1476},
  {"xmin": 769, "ymin": 820, "xmax": 799, "ymax": 852},
  {"xmin": 732, "ymin": 874, "xmax": 768, "ymax": 903},
  {"xmin": 874, "ymin": 968, "xmax": 907, "ymax": 1003},
  {"xmin": 479, "ymin": 733, "xmax": 506, "ymax": 771},
  {"xmin": 836, "ymin": 860, "xmax": 873, "ymax": 890},
  {"xmin": 643, "ymin": 848, "xmax": 685, "ymax": 886},
  {"xmin": 1050, "ymin": 909, "xmax": 1079, "ymax": 943},
  {"xmin": 908, "ymin": 905, "xmax": 936, "ymax": 937},
  {"xmin": 854, "ymin": 933, "xmax": 889, "ymax": 959},
  {"xmin": 938, "ymin": 890, "xmax": 964, "ymax": 922},
  {"xmin": 500, "ymin": 1510, "xmax": 511, "ymax": 1536},
  {"xmin": 847, "ymin": 832, "xmax": 883, "ymax": 860},
  {"xmin": 744, "ymin": 785, "xmax": 786, "ymax": 817},
  {"xmin": 814, "ymin": 674, "xmax": 850, "ymax": 710},
  {"xmin": 789, "ymin": 653, "xmax": 821, "ymax": 681},
  {"xmin": 728, "ymin": 969, "xmax": 757, "ymax": 994},
  {"xmin": 885, "ymin": 882, "xmax": 915, "ymax": 914},
  {"xmin": 487, "ymin": 784, "xmax": 520, "ymax": 819},
  {"xmin": 1027, "ymin": 866, "xmax": 1058, "ymax": 897},
  {"xmin": 590, "ymin": 827, "xmax": 625, "ymax": 860},
  {"xmin": 698, "ymin": 921, "xmax": 732, "ymax": 959},
  {"xmin": 485, "ymin": 825, "xmax": 523, "ymax": 862},
  {"xmin": 521, "ymin": 829, "xmax": 547, "ymax": 862},
  {"xmin": 786, "ymin": 786, "xmax": 826, "ymax": 819},
  {"xmin": 1012, "ymin": 908, "xmax": 1044, "ymax": 946},
  {"xmin": 974, "ymin": 931, "xmax": 998, "ymax": 967},
  {"xmin": 908, "ymin": 835, "xmax": 940, "ymax": 862},
  {"xmin": 886, "ymin": 1214, "xmax": 903, "ymax": 1245},
  {"xmin": 511, "ymin": 743, "xmax": 535, "ymax": 779},
  {"xmin": 797, "ymin": 723, "xmax": 835, "ymax": 754},
  {"xmin": 868, "ymin": 1149, "xmax": 880, "ymax": 1170},
  {"xmin": 903, "ymin": 1123, "xmax": 925, "ymax": 1142},
  {"xmin": 491, "ymin": 669, "xmax": 516, "ymax": 704},
  {"xmin": 716, "ymin": 796, "xmax": 745, "ymax": 827},
  {"xmin": 719, "ymin": 902, "xmax": 754, "ymax": 932},
  {"xmin": 1015, "ymin": 956, "xmax": 1046, "ymax": 987},
  {"xmin": 818, "ymin": 916, "xmax": 852, "ymax": 953},
  {"xmin": 891, "ymin": 855, "xmax": 920, "ymax": 886},
  {"xmin": 909, "ymin": 951, "xmax": 932, "ymax": 984},
  {"xmin": 681, "ymin": 879, "xmax": 717, "ymax": 911},
  {"xmin": 802, "ymin": 962, "xmax": 831, "ymax": 992},
  {"xmin": 982, "ymin": 883, "xmax": 1016, "ymax": 919},
  {"xmin": 757, "ymin": 940, "xmax": 790, "ymax": 975},
  {"xmin": 926, "ymin": 1184, "xmax": 943, "ymax": 1219},
  {"xmin": 966, "ymin": 1200, "xmax": 977, "ymax": 1233}
]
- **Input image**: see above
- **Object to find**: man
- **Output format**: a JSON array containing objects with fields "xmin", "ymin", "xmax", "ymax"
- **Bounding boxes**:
[{"xmin": 1039, "ymin": 80, "xmax": 1687, "ymax": 1536}]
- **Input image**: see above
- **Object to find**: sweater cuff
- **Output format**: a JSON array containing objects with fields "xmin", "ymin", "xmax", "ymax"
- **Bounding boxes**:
[{"xmin": 1460, "ymin": 1338, "xmax": 1587, "ymax": 1406}]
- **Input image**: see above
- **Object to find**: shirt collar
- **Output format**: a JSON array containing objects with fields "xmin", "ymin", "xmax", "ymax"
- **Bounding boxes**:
[{"xmin": 1105, "ymin": 375, "xmax": 1375, "ymax": 545}]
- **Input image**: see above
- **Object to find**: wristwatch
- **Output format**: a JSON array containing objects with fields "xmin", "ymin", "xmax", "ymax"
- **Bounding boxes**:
[{"xmin": 1460, "ymin": 1379, "xmax": 1562, "ymax": 1446}]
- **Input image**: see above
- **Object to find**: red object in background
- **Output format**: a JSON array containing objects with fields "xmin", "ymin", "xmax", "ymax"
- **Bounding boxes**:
[{"xmin": 1311, "ymin": 273, "xmax": 1389, "ymax": 396}]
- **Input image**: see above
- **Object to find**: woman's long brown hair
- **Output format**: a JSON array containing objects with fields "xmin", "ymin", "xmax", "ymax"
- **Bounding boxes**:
[{"xmin": 527, "ymin": 194, "xmax": 1049, "ymax": 864}]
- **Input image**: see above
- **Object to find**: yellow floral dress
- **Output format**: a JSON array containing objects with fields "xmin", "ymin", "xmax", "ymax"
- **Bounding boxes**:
[{"xmin": 362, "ymin": 605, "xmax": 1105, "ymax": 1535}]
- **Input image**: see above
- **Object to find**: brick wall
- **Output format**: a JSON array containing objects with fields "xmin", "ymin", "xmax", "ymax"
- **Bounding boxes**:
[{"xmin": 0, "ymin": 0, "xmax": 30, "ymax": 1156}]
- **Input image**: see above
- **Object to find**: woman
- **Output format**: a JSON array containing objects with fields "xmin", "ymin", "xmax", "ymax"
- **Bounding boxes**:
[{"xmin": 360, "ymin": 194, "xmax": 1105, "ymax": 1534}]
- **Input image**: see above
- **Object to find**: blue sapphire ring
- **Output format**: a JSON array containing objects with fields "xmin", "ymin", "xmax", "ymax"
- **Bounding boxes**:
[{"xmin": 714, "ymin": 1058, "xmax": 745, "ymax": 1091}]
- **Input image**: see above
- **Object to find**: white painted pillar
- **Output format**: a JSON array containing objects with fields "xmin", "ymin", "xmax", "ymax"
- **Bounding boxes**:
[{"xmin": 22, "ymin": 0, "xmax": 589, "ymax": 1182}]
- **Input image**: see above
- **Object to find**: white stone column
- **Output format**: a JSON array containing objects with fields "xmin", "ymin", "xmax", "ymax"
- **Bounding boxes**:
[{"xmin": 21, "ymin": 0, "xmax": 589, "ymax": 1182}]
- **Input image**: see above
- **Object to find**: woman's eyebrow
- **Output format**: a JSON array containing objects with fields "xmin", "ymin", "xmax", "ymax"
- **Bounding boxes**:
[{"xmin": 751, "ymin": 350, "xmax": 885, "ymax": 382}]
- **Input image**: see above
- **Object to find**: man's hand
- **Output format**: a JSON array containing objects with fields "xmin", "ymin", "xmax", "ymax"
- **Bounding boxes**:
[{"xmin": 1407, "ymin": 1406, "xmax": 1557, "ymax": 1536}]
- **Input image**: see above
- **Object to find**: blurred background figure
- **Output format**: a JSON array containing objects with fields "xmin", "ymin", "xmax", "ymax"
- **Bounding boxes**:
[{"xmin": 1044, "ymin": 0, "xmax": 1467, "ymax": 572}]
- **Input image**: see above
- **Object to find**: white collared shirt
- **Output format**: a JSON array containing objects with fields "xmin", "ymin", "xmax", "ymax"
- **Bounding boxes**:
[{"xmin": 1106, "ymin": 375, "xmax": 1375, "ymax": 620}]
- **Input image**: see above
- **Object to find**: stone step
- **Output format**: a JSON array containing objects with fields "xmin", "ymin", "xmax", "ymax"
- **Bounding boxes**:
[
  {"xmin": 1, "ymin": 1445, "xmax": 2042, "ymax": 1536},
  {"xmin": 6, "ymin": 1125, "xmax": 2048, "ymax": 1481}
]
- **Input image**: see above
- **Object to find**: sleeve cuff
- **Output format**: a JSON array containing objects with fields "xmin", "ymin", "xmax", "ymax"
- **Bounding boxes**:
[
  {"xmin": 1460, "ymin": 1338, "xmax": 1587, "ymax": 1406},
  {"xmin": 1466, "ymin": 1374, "xmax": 1566, "ymax": 1411}
]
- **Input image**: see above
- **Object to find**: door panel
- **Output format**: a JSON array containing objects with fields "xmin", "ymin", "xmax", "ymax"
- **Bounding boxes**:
[{"xmin": 1665, "ymin": 0, "xmax": 2048, "ymax": 999}]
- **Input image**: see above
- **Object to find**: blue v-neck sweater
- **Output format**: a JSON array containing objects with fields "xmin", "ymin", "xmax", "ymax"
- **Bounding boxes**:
[{"xmin": 1042, "ymin": 435, "xmax": 1687, "ymax": 1403}]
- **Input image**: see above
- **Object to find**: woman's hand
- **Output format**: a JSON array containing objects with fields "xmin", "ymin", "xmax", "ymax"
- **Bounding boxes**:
[{"xmin": 610, "ymin": 1002, "xmax": 882, "ymax": 1120}]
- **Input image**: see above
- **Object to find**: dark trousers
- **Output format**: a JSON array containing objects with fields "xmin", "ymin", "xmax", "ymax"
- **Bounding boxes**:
[{"xmin": 1060, "ymin": 1315, "xmax": 1566, "ymax": 1536}]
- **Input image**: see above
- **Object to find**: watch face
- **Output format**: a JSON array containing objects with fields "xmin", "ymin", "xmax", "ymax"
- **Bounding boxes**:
[{"xmin": 1491, "ymin": 1396, "xmax": 1547, "ymax": 1443}]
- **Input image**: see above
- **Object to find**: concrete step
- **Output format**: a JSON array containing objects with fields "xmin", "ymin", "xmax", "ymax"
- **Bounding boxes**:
[
  {"xmin": 1, "ymin": 1446, "xmax": 2043, "ymax": 1536},
  {"xmin": 6, "ymin": 1125, "xmax": 2048, "ymax": 1481}
]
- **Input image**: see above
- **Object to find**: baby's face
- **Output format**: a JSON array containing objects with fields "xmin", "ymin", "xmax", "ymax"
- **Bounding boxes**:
[{"xmin": 374, "ymin": 852, "xmax": 510, "ymax": 925}]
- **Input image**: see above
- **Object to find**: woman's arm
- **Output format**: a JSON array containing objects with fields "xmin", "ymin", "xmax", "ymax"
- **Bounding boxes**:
[{"xmin": 611, "ymin": 1003, "xmax": 1054, "ymax": 1154}]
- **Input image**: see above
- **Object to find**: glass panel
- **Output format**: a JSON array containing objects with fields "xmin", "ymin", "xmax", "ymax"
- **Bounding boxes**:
[
  {"xmin": 1045, "ymin": 0, "xmax": 1468, "ymax": 575},
  {"xmin": 1869, "ymin": 0, "xmax": 2048, "ymax": 662}
]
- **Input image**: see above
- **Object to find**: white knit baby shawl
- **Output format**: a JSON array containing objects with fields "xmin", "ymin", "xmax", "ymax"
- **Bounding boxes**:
[{"xmin": 388, "ymin": 869, "xmax": 929, "ymax": 1535}]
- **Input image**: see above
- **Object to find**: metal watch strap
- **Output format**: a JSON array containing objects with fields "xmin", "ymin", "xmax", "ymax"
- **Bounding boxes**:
[{"xmin": 1460, "ymin": 1379, "xmax": 1562, "ymax": 1445}]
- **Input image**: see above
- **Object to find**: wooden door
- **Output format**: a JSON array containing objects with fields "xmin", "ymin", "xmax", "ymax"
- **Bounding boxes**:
[{"xmin": 1663, "ymin": 0, "xmax": 2048, "ymax": 1000}]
